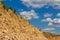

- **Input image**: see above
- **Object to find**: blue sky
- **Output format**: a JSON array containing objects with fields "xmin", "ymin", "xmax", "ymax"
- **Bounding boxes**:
[{"xmin": 2, "ymin": 0, "xmax": 60, "ymax": 34}]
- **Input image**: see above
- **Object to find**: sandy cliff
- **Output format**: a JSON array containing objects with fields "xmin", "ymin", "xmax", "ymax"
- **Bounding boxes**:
[{"xmin": 0, "ymin": 2, "xmax": 60, "ymax": 40}]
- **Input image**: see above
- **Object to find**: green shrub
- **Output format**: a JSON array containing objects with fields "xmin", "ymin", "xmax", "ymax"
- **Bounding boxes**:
[
  {"xmin": 9, "ymin": 7, "xmax": 16, "ymax": 13},
  {"xmin": 1, "ymin": 1, "xmax": 8, "ymax": 10},
  {"xmin": 9, "ymin": 7, "xmax": 13, "ymax": 10},
  {"xmin": 1, "ymin": 1, "xmax": 16, "ymax": 13}
]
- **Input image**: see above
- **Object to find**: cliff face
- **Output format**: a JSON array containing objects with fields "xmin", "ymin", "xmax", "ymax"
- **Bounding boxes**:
[
  {"xmin": 0, "ymin": 2, "xmax": 48, "ymax": 40},
  {"xmin": 0, "ymin": 2, "xmax": 60, "ymax": 40}
]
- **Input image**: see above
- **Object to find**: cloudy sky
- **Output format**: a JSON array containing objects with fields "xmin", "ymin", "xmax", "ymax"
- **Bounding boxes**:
[{"xmin": 3, "ymin": 0, "xmax": 60, "ymax": 34}]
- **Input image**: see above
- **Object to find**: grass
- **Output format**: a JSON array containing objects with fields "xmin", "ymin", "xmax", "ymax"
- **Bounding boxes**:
[
  {"xmin": 1, "ymin": 1, "xmax": 8, "ymax": 10},
  {"xmin": 0, "ymin": 1, "xmax": 16, "ymax": 13}
]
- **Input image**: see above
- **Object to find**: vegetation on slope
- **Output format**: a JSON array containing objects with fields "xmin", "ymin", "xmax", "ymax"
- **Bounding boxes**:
[
  {"xmin": 1, "ymin": 1, "xmax": 16, "ymax": 13},
  {"xmin": 1, "ymin": 1, "xmax": 60, "ymax": 36},
  {"xmin": 43, "ymin": 32, "xmax": 60, "ymax": 40}
]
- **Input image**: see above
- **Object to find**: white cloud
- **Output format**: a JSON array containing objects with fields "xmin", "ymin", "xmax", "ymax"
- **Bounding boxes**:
[
  {"xmin": 55, "ymin": 0, "xmax": 60, "ymax": 2},
  {"xmin": 42, "ymin": 18, "xmax": 53, "ymax": 22},
  {"xmin": 20, "ymin": 10, "xmax": 39, "ymax": 20},
  {"xmin": 49, "ymin": 0, "xmax": 60, "ymax": 9},
  {"xmin": 50, "ymin": 18, "xmax": 60, "ymax": 27},
  {"xmin": 44, "ymin": 13, "xmax": 52, "ymax": 17},
  {"xmin": 42, "ymin": 18, "xmax": 60, "ymax": 27},
  {"xmin": 42, "ymin": 27, "xmax": 55, "ymax": 33},
  {"xmin": 21, "ymin": 0, "xmax": 60, "ymax": 9},
  {"xmin": 57, "ymin": 13, "xmax": 60, "ymax": 17},
  {"xmin": 53, "ymin": 18, "xmax": 60, "ymax": 24},
  {"xmin": 52, "ymin": 4, "xmax": 60, "ymax": 9},
  {"xmin": 48, "ymin": 22, "xmax": 53, "ymax": 26},
  {"xmin": 42, "ymin": 28, "xmax": 55, "ymax": 31},
  {"xmin": 21, "ymin": 0, "xmax": 49, "ymax": 8}
]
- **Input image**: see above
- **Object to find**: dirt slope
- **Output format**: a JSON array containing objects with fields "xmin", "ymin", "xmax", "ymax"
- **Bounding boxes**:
[
  {"xmin": 0, "ymin": 2, "xmax": 60, "ymax": 40},
  {"xmin": 43, "ymin": 32, "xmax": 60, "ymax": 40},
  {"xmin": 0, "ymin": 2, "xmax": 49, "ymax": 40}
]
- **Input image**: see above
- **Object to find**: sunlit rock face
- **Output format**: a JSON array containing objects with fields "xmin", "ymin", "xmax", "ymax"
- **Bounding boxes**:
[{"xmin": 0, "ymin": 2, "xmax": 60, "ymax": 40}]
